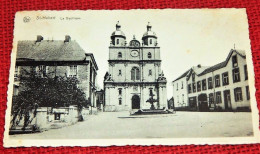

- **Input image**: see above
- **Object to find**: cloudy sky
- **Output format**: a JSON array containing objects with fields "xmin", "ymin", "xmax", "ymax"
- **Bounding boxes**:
[{"xmin": 13, "ymin": 9, "xmax": 251, "ymax": 98}]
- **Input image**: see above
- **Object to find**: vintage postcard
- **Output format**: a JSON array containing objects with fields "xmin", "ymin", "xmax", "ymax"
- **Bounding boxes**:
[{"xmin": 4, "ymin": 9, "xmax": 260, "ymax": 147}]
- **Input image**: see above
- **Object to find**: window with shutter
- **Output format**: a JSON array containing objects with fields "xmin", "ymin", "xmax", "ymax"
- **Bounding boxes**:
[
  {"xmin": 197, "ymin": 81, "xmax": 201, "ymax": 92},
  {"xmin": 233, "ymin": 68, "xmax": 240, "ymax": 83},
  {"xmin": 208, "ymin": 77, "xmax": 213, "ymax": 89},
  {"xmin": 234, "ymin": 87, "xmax": 243, "ymax": 102},
  {"xmin": 222, "ymin": 72, "xmax": 229, "ymax": 86},
  {"xmin": 215, "ymin": 92, "xmax": 222, "ymax": 104},
  {"xmin": 215, "ymin": 75, "xmax": 220, "ymax": 87},
  {"xmin": 202, "ymin": 79, "xmax": 207, "ymax": 90}
]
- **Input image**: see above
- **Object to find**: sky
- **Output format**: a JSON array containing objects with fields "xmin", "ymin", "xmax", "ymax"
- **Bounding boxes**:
[{"xmin": 13, "ymin": 9, "xmax": 251, "ymax": 98}]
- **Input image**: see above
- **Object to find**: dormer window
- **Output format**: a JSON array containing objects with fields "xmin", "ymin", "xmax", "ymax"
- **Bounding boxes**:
[
  {"xmin": 148, "ymin": 52, "xmax": 152, "ymax": 58},
  {"xmin": 232, "ymin": 55, "xmax": 238, "ymax": 68},
  {"xmin": 192, "ymin": 73, "xmax": 195, "ymax": 82},
  {"xmin": 118, "ymin": 52, "xmax": 122, "ymax": 58}
]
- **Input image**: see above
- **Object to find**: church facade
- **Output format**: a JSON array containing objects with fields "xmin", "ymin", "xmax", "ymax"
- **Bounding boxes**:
[{"xmin": 104, "ymin": 22, "xmax": 167, "ymax": 111}]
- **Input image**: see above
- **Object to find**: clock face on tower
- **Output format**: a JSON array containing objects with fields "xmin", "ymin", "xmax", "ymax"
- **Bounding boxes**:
[{"xmin": 131, "ymin": 50, "xmax": 139, "ymax": 57}]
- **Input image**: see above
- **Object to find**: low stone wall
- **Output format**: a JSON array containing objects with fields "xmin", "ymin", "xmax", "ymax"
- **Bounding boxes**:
[
  {"xmin": 104, "ymin": 105, "xmax": 130, "ymax": 112},
  {"xmin": 10, "ymin": 106, "xmax": 100, "ymax": 133},
  {"xmin": 35, "ymin": 106, "xmax": 79, "ymax": 130}
]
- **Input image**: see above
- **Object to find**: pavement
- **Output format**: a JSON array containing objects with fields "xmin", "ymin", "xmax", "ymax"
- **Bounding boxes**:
[{"xmin": 9, "ymin": 111, "xmax": 254, "ymax": 139}]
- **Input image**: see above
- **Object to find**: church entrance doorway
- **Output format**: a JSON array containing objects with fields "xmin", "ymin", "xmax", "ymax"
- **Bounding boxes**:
[{"xmin": 132, "ymin": 95, "xmax": 140, "ymax": 109}]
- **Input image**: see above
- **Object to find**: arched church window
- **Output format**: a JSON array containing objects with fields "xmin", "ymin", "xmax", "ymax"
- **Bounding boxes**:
[
  {"xmin": 131, "ymin": 67, "xmax": 140, "ymax": 81},
  {"xmin": 117, "ymin": 39, "xmax": 119, "ymax": 45},
  {"xmin": 150, "ymin": 39, "xmax": 152, "ymax": 44},
  {"xmin": 148, "ymin": 52, "xmax": 152, "ymax": 59},
  {"xmin": 118, "ymin": 52, "xmax": 122, "ymax": 58}
]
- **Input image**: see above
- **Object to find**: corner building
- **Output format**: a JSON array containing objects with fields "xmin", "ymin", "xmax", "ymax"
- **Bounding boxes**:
[
  {"xmin": 14, "ymin": 35, "xmax": 99, "ymax": 108},
  {"xmin": 104, "ymin": 22, "xmax": 167, "ymax": 111}
]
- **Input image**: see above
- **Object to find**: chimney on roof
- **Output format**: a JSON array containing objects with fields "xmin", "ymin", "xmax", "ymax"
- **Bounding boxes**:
[
  {"xmin": 36, "ymin": 35, "xmax": 43, "ymax": 42},
  {"xmin": 197, "ymin": 64, "xmax": 201, "ymax": 68},
  {"xmin": 64, "ymin": 35, "xmax": 71, "ymax": 43}
]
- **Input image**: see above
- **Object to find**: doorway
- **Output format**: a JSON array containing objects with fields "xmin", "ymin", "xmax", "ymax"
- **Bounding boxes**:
[
  {"xmin": 224, "ymin": 90, "xmax": 232, "ymax": 110},
  {"xmin": 132, "ymin": 95, "xmax": 140, "ymax": 109},
  {"xmin": 198, "ymin": 94, "xmax": 209, "ymax": 111}
]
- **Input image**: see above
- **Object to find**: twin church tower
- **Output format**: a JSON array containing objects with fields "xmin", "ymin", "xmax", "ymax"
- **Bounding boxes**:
[{"xmin": 104, "ymin": 22, "xmax": 167, "ymax": 111}]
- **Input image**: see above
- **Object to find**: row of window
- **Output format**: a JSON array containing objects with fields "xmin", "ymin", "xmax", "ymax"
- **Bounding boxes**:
[
  {"xmin": 117, "ymin": 52, "xmax": 152, "ymax": 58},
  {"xmin": 117, "ymin": 88, "xmax": 154, "ymax": 105},
  {"xmin": 209, "ymin": 86, "xmax": 250, "ymax": 105},
  {"xmin": 187, "ymin": 86, "xmax": 250, "ymax": 108},
  {"xmin": 118, "ymin": 68, "xmax": 152, "ymax": 77},
  {"xmin": 188, "ymin": 65, "xmax": 248, "ymax": 93},
  {"xmin": 14, "ymin": 65, "xmax": 78, "ymax": 78},
  {"xmin": 176, "ymin": 86, "xmax": 250, "ymax": 108},
  {"xmin": 116, "ymin": 39, "xmax": 154, "ymax": 45},
  {"xmin": 31, "ymin": 65, "xmax": 49, "ymax": 77},
  {"xmin": 117, "ymin": 88, "xmax": 154, "ymax": 96}
]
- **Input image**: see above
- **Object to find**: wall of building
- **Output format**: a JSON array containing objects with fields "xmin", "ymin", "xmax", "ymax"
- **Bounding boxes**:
[
  {"xmin": 172, "ymin": 77, "xmax": 189, "ymax": 108},
  {"xmin": 109, "ymin": 63, "xmax": 159, "ymax": 83},
  {"xmin": 104, "ymin": 83, "xmax": 161, "ymax": 111},
  {"xmin": 14, "ymin": 62, "xmax": 95, "ymax": 107}
]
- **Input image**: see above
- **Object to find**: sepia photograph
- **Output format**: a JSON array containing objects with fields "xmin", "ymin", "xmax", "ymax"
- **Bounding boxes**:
[{"xmin": 4, "ymin": 9, "xmax": 260, "ymax": 147}]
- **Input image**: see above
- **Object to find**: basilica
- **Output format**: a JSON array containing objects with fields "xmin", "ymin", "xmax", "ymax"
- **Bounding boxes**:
[{"xmin": 104, "ymin": 22, "xmax": 167, "ymax": 111}]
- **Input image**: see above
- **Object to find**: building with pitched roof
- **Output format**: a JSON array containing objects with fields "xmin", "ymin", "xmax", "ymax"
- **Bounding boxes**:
[
  {"xmin": 13, "ymin": 35, "xmax": 99, "ymax": 108},
  {"xmin": 172, "ymin": 65, "xmax": 209, "ymax": 110},
  {"xmin": 104, "ymin": 22, "xmax": 168, "ymax": 111},
  {"xmin": 172, "ymin": 49, "xmax": 250, "ymax": 111}
]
